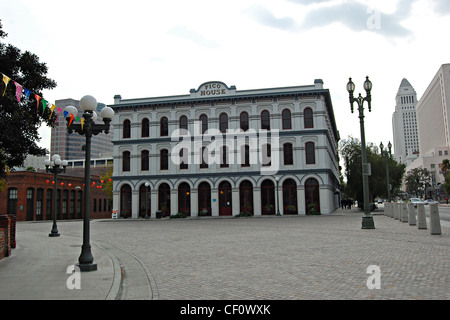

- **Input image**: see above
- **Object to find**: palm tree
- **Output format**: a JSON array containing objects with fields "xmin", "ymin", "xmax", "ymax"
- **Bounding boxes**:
[{"xmin": 440, "ymin": 159, "xmax": 450, "ymax": 179}]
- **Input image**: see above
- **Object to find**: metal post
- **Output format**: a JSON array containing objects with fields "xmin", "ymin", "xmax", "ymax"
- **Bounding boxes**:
[{"xmin": 49, "ymin": 171, "xmax": 60, "ymax": 237}]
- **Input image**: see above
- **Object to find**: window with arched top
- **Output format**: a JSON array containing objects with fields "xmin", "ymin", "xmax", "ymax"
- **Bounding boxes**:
[
  {"xmin": 179, "ymin": 115, "xmax": 188, "ymax": 132},
  {"xmin": 261, "ymin": 110, "xmax": 270, "ymax": 130},
  {"xmin": 304, "ymin": 108, "xmax": 314, "ymax": 128},
  {"xmin": 122, "ymin": 151, "xmax": 131, "ymax": 172},
  {"xmin": 160, "ymin": 117, "xmax": 168, "ymax": 136},
  {"xmin": 219, "ymin": 113, "xmax": 228, "ymax": 133},
  {"xmin": 200, "ymin": 114, "xmax": 208, "ymax": 134},
  {"xmin": 141, "ymin": 118, "xmax": 149, "ymax": 137},
  {"xmin": 282, "ymin": 109, "xmax": 291, "ymax": 130},
  {"xmin": 240, "ymin": 111, "xmax": 249, "ymax": 131},
  {"xmin": 123, "ymin": 119, "xmax": 131, "ymax": 139}
]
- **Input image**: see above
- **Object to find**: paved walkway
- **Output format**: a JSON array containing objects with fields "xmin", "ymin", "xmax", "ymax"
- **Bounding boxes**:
[{"xmin": 0, "ymin": 208, "xmax": 449, "ymax": 300}]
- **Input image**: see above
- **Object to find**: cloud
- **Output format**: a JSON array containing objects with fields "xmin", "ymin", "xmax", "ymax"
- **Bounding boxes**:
[
  {"xmin": 243, "ymin": 4, "xmax": 296, "ymax": 31},
  {"xmin": 167, "ymin": 25, "xmax": 220, "ymax": 49},
  {"xmin": 245, "ymin": 0, "xmax": 418, "ymax": 39}
]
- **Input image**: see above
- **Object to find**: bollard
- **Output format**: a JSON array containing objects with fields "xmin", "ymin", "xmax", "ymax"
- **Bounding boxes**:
[
  {"xmin": 401, "ymin": 203, "xmax": 408, "ymax": 223},
  {"xmin": 407, "ymin": 202, "xmax": 416, "ymax": 226},
  {"xmin": 384, "ymin": 203, "xmax": 389, "ymax": 217},
  {"xmin": 429, "ymin": 204, "xmax": 442, "ymax": 235},
  {"xmin": 394, "ymin": 203, "xmax": 399, "ymax": 220},
  {"xmin": 417, "ymin": 203, "xmax": 427, "ymax": 230}
]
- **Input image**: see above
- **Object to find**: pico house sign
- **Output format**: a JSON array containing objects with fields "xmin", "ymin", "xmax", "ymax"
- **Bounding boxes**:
[{"xmin": 190, "ymin": 81, "xmax": 236, "ymax": 98}]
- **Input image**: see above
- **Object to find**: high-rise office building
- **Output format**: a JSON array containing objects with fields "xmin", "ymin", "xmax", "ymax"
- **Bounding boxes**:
[
  {"xmin": 392, "ymin": 78, "xmax": 419, "ymax": 165},
  {"xmin": 50, "ymin": 98, "xmax": 113, "ymax": 160}
]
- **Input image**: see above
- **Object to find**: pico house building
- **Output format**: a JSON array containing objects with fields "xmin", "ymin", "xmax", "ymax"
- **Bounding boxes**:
[{"xmin": 110, "ymin": 80, "xmax": 341, "ymax": 218}]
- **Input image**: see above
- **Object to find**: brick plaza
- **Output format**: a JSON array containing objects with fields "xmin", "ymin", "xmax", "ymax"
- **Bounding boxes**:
[{"xmin": 1, "ymin": 210, "xmax": 449, "ymax": 300}]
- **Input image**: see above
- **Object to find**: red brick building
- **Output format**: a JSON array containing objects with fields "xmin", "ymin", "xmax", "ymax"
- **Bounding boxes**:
[{"xmin": 0, "ymin": 170, "xmax": 111, "ymax": 221}]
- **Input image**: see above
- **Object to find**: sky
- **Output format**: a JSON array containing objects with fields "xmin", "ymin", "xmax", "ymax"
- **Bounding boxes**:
[{"xmin": 1, "ymin": 0, "xmax": 450, "ymax": 155}]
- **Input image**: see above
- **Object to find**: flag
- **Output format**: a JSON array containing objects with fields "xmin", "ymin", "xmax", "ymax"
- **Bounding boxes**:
[
  {"xmin": 2, "ymin": 74, "xmax": 10, "ymax": 96},
  {"xmin": 14, "ymin": 81, "xmax": 22, "ymax": 102},
  {"xmin": 24, "ymin": 88, "xmax": 32, "ymax": 101},
  {"xmin": 35, "ymin": 94, "xmax": 41, "ymax": 113}
]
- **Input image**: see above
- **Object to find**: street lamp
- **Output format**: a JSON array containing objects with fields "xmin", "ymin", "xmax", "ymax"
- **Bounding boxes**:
[
  {"xmin": 44, "ymin": 154, "xmax": 68, "ymax": 237},
  {"xmin": 347, "ymin": 76, "xmax": 375, "ymax": 229},
  {"xmin": 380, "ymin": 141, "xmax": 392, "ymax": 202},
  {"xmin": 275, "ymin": 176, "xmax": 281, "ymax": 216},
  {"xmin": 66, "ymin": 95, "xmax": 114, "ymax": 271},
  {"xmin": 144, "ymin": 182, "xmax": 150, "ymax": 219}
]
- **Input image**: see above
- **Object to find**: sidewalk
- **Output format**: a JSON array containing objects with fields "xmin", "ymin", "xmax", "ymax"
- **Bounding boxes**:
[
  {"xmin": 0, "ymin": 225, "xmax": 120, "ymax": 300},
  {"xmin": 0, "ymin": 209, "xmax": 449, "ymax": 300}
]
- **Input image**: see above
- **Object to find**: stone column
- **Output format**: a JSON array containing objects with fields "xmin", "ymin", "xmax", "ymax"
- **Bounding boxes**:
[
  {"xmin": 429, "ymin": 204, "xmax": 442, "ymax": 235},
  {"xmin": 407, "ymin": 203, "xmax": 416, "ymax": 226},
  {"xmin": 417, "ymin": 203, "xmax": 427, "ymax": 230}
]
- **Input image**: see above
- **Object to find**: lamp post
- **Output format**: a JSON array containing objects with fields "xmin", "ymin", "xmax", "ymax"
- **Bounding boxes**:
[
  {"xmin": 347, "ymin": 76, "xmax": 375, "ymax": 229},
  {"xmin": 380, "ymin": 141, "xmax": 392, "ymax": 202},
  {"xmin": 144, "ymin": 182, "xmax": 150, "ymax": 219},
  {"xmin": 65, "ymin": 95, "xmax": 114, "ymax": 271},
  {"xmin": 275, "ymin": 176, "xmax": 281, "ymax": 216},
  {"xmin": 44, "ymin": 154, "xmax": 68, "ymax": 237}
]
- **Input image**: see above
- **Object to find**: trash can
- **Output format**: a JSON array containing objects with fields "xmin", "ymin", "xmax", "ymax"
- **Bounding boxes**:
[{"xmin": 156, "ymin": 210, "xmax": 162, "ymax": 219}]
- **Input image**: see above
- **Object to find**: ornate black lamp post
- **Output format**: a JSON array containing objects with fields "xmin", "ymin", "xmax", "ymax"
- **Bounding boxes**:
[
  {"xmin": 65, "ymin": 95, "xmax": 114, "ymax": 271},
  {"xmin": 380, "ymin": 141, "xmax": 392, "ymax": 202},
  {"xmin": 44, "ymin": 154, "xmax": 68, "ymax": 237},
  {"xmin": 347, "ymin": 76, "xmax": 375, "ymax": 229}
]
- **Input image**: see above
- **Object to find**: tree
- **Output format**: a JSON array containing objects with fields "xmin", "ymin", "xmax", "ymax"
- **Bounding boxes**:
[
  {"xmin": 0, "ymin": 20, "xmax": 57, "ymax": 179},
  {"xmin": 340, "ymin": 137, "xmax": 405, "ymax": 204},
  {"xmin": 440, "ymin": 159, "xmax": 450, "ymax": 178},
  {"xmin": 404, "ymin": 167, "xmax": 431, "ymax": 197}
]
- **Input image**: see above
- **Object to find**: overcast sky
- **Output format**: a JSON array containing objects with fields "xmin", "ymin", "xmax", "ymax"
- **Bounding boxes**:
[{"xmin": 2, "ymin": 0, "xmax": 450, "ymax": 155}]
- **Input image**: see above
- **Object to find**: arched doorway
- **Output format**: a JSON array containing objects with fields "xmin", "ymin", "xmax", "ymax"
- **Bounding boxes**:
[
  {"xmin": 178, "ymin": 182, "xmax": 191, "ymax": 216},
  {"xmin": 261, "ymin": 180, "xmax": 275, "ymax": 215},
  {"xmin": 198, "ymin": 182, "xmax": 211, "ymax": 216},
  {"xmin": 219, "ymin": 181, "xmax": 232, "ymax": 216},
  {"xmin": 305, "ymin": 178, "xmax": 320, "ymax": 214},
  {"xmin": 120, "ymin": 184, "xmax": 132, "ymax": 218},
  {"xmin": 139, "ymin": 184, "xmax": 151, "ymax": 218},
  {"xmin": 239, "ymin": 180, "xmax": 254, "ymax": 215},
  {"xmin": 283, "ymin": 179, "xmax": 297, "ymax": 215},
  {"xmin": 158, "ymin": 183, "xmax": 171, "ymax": 217}
]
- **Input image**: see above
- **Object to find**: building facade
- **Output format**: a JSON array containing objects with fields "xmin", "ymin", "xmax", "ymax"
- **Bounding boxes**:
[
  {"xmin": 392, "ymin": 78, "xmax": 420, "ymax": 165},
  {"xmin": 0, "ymin": 170, "xmax": 111, "ymax": 221},
  {"xmin": 51, "ymin": 98, "xmax": 113, "ymax": 160},
  {"xmin": 405, "ymin": 63, "xmax": 450, "ymax": 196},
  {"xmin": 111, "ymin": 80, "xmax": 341, "ymax": 218}
]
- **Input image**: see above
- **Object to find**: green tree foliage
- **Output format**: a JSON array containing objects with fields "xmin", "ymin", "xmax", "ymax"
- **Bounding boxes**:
[
  {"xmin": 339, "ymin": 137, "xmax": 405, "ymax": 203},
  {"xmin": 0, "ymin": 20, "xmax": 57, "ymax": 179},
  {"xmin": 404, "ymin": 167, "xmax": 431, "ymax": 197}
]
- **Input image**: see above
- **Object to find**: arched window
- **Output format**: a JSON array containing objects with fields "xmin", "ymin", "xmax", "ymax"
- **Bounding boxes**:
[
  {"xmin": 141, "ymin": 150, "xmax": 149, "ymax": 171},
  {"xmin": 141, "ymin": 118, "xmax": 149, "ymax": 137},
  {"xmin": 239, "ymin": 180, "xmax": 253, "ymax": 215},
  {"xmin": 261, "ymin": 110, "xmax": 270, "ymax": 130},
  {"xmin": 241, "ymin": 144, "xmax": 250, "ymax": 167},
  {"xmin": 305, "ymin": 142, "xmax": 315, "ymax": 164},
  {"xmin": 219, "ymin": 181, "xmax": 232, "ymax": 216},
  {"xmin": 178, "ymin": 183, "xmax": 191, "ymax": 216},
  {"xmin": 304, "ymin": 108, "xmax": 313, "ymax": 128},
  {"xmin": 261, "ymin": 180, "xmax": 275, "ymax": 215},
  {"xmin": 283, "ymin": 143, "xmax": 293, "ymax": 165},
  {"xmin": 262, "ymin": 143, "xmax": 271, "ymax": 166},
  {"xmin": 160, "ymin": 149, "xmax": 168, "ymax": 170},
  {"xmin": 139, "ymin": 184, "xmax": 151, "ymax": 218},
  {"xmin": 123, "ymin": 119, "xmax": 131, "ymax": 139},
  {"xmin": 122, "ymin": 151, "xmax": 131, "ymax": 172},
  {"xmin": 282, "ymin": 109, "xmax": 291, "ymax": 130},
  {"xmin": 158, "ymin": 183, "xmax": 170, "ymax": 216},
  {"xmin": 240, "ymin": 112, "xmax": 249, "ymax": 132},
  {"xmin": 120, "ymin": 184, "xmax": 132, "ymax": 218},
  {"xmin": 160, "ymin": 117, "xmax": 168, "ymax": 136},
  {"xmin": 220, "ymin": 146, "xmax": 229, "ymax": 168},
  {"xmin": 219, "ymin": 113, "xmax": 228, "ymax": 133},
  {"xmin": 180, "ymin": 148, "xmax": 188, "ymax": 170},
  {"xmin": 305, "ymin": 178, "xmax": 320, "ymax": 214},
  {"xmin": 179, "ymin": 115, "xmax": 188, "ymax": 133},
  {"xmin": 283, "ymin": 179, "xmax": 297, "ymax": 215},
  {"xmin": 198, "ymin": 182, "xmax": 211, "ymax": 216},
  {"xmin": 200, "ymin": 114, "xmax": 208, "ymax": 134}
]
